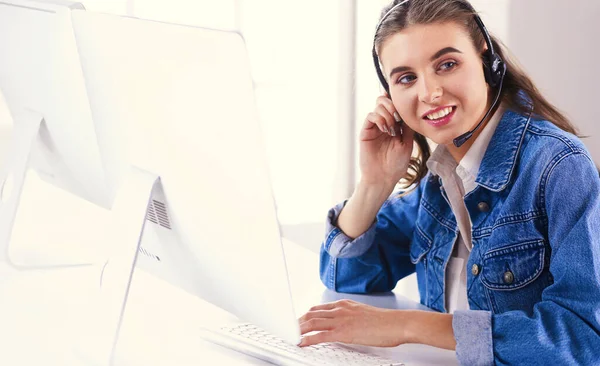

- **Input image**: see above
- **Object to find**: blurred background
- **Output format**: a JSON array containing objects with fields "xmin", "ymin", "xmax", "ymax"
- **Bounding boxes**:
[{"xmin": 0, "ymin": 0, "xmax": 598, "ymax": 301}]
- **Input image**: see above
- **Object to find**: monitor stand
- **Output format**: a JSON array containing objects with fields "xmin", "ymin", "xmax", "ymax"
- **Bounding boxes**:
[
  {"xmin": 0, "ymin": 109, "xmax": 95, "ymax": 277},
  {"xmin": 75, "ymin": 165, "xmax": 161, "ymax": 366}
]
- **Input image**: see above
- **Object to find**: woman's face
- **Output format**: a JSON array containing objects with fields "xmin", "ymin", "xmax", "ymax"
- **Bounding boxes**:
[{"xmin": 379, "ymin": 21, "xmax": 491, "ymax": 149}]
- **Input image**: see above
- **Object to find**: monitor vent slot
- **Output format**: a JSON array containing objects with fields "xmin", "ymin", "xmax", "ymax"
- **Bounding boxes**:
[{"xmin": 145, "ymin": 199, "xmax": 172, "ymax": 230}]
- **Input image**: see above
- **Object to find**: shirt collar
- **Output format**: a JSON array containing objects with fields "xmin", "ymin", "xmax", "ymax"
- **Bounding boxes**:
[
  {"xmin": 476, "ymin": 108, "xmax": 532, "ymax": 191},
  {"xmin": 427, "ymin": 143, "xmax": 456, "ymax": 180},
  {"xmin": 456, "ymin": 104, "xmax": 506, "ymax": 189}
]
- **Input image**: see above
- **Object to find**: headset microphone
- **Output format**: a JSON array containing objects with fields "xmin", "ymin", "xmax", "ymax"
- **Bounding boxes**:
[{"xmin": 372, "ymin": 0, "xmax": 507, "ymax": 148}]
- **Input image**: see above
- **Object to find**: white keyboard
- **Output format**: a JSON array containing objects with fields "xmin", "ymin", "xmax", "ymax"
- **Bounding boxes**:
[{"xmin": 199, "ymin": 323, "xmax": 405, "ymax": 366}]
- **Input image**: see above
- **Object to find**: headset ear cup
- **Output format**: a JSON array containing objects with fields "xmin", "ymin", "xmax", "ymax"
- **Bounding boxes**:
[
  {"xmin": 492, "ymin": 55, "xmax": 507, "ymax": 87},
  {"xmin": 482, "ymin": 52, "xmax": 505, "ymax": 88},
  {"xmin": 482, "ymin": 59, "xmax": 493, "ymax": 86}
]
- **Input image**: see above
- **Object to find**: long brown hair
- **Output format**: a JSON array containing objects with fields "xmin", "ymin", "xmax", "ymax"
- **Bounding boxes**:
[{"xmin": 375, "ymin": 0, "xmax": 579, "ymax": 190}]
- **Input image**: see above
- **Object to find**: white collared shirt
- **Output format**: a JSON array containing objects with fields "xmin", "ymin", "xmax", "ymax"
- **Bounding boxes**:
[{"xmin": 426, "ymin": 104, "xmax": 505, "ymax": 313}]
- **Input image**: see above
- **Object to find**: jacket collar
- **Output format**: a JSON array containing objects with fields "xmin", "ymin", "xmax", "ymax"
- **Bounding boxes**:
[{"xmin": 475, "ymin": 109, "xmax": 532, "ymax": 192}]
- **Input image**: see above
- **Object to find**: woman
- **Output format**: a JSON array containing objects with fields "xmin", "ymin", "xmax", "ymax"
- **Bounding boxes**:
[{"xmin": 298, "ymin": 0, "xmax": 600, "ymax": 364}]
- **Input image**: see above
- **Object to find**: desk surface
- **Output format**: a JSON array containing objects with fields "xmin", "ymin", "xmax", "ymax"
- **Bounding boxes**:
[{"xmin": 0, "ymin": 239, "xmax": 457, "ymax": 366}]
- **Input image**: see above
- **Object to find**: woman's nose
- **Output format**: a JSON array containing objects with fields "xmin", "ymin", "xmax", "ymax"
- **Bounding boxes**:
[{"xmin": 418, "ymin": 76, "xmax": 443, "ymax": 104}]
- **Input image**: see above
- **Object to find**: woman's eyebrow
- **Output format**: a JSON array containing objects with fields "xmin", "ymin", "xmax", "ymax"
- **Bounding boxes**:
[
  {"xmin": 389, "ymin": 66, "xmax": 411, "ymax": 79},
  {"xmin": 388, "ymin": 47, "xmax": 463, "ymax": 79},
  {"xmin": 430, "ymin": 46, "xmax": 462, "ymax": 61}
]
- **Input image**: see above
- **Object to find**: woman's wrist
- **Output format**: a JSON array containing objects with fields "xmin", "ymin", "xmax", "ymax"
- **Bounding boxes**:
[
  {"xmin": 396, "ymin": 310, "xmax": 457, "ymax": 350},
  {"xmin": 355, "ymin": 179, "xmax": 396, "ymax": 206},
  {"xmin": 391, "ymin": 309, "xmax": 420, "ymax": 345},
  {"xmin": 335, "ymin": 180, "xmax": 395, "ymax": 239}
]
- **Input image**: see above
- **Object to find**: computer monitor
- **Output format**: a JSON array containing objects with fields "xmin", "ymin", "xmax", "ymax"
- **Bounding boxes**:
[
  {"xmin": 69, "ymin": 9, "xmax": 303, "ymax": 365},
  {"xmin": 0, "ymin": 0, "xmax": 125, "ymax": 270}
]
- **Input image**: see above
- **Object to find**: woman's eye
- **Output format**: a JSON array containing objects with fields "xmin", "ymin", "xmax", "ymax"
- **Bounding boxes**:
[
  {"xmin": 397, "ymin": 74, "xmax": 416, "ymax": 85},
  {"xmin": 439, "ymin": 61, "xmax": 457, "ymax": 71}
]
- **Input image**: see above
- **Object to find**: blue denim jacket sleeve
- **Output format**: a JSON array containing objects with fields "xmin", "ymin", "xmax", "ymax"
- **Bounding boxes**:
[
  {"xmin": 453, "ymin": 150, "xmax": 600, "ymax": 366},
  {"xmin": 320, "ymin": 183, "xmax": 423, "ymax": 293}
]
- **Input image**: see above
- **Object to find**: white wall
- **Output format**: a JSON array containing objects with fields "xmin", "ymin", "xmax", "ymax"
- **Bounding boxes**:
[{"xmin": 507, "ymin": 1, "xmax": 600, "ymax": 166}]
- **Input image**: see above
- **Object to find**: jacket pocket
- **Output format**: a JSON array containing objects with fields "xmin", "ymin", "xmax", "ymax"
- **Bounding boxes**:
[
  {"xmin": 410, "ymin": 224, "xmax": 432, "ymax": 264},
  {"xmin": 481, "ymin": 239, "xmax": 545, "ymax": 291}
]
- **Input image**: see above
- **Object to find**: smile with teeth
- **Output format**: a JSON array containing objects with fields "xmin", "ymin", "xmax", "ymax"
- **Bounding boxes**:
[{"xmin": 425, "ymin": 107, "xmax": 454, "ymax": 120}]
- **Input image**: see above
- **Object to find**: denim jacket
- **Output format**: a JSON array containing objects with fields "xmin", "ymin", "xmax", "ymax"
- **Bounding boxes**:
[{"xmin": 320, "ymin": 109, "xmax": 600, "ymax": 365}]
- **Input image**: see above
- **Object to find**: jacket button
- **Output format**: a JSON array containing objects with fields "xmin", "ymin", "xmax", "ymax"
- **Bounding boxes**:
[
  {"xmin": 471, "ymin": 264, "xmax": 480, "ymax": 276},
  {"xmin": 477, "ymin": 202, "xmax": 490, "ymax": 212},
  {"xmin": 504, "ymin": 271, "xmax": 514, "ymax": 284}
]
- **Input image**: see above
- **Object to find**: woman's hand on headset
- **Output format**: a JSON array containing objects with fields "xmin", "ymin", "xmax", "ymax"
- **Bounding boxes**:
[{"xmin": 359, "ymin": 94, "xmax": 414, "ymax": 189}]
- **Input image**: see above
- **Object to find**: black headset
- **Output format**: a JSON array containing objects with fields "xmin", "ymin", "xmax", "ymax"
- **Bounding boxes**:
[{"xmin": 371, "ymin": 0, "xmax": 507, "ymax": 147}]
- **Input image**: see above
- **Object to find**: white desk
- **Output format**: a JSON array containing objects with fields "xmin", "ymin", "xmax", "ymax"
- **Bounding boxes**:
[{"xmin": 0, "ymin": 239, "xmax": 457, "ymax": 365}]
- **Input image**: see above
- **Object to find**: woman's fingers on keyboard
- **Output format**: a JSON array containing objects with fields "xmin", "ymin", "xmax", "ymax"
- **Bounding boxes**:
[
  {"xmin": 305, "ymin": 301, "xmax": 340, "ymax": 312},
  {"xmin": 299, "ymin": 330, "xmax": 338, "ymax": 347},
  {"xmin": 297, "ymin": 299, "xmax": 405, "ymax": 348},
  {"xmin": 299, "ymin": 318, "xmax": 335, "ymax": 335},
  {"xmin": 298, "ymin": 309, "xmax": 337, "ymax": 324}
]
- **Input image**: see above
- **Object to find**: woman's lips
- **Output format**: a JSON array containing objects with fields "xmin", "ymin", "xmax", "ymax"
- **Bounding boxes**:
[{"xmin": 424, "ymin": 106, "xmax": 456, "ymax": 127}]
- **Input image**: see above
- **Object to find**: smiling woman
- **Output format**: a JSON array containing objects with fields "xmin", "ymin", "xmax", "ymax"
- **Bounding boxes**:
[
  {"xmin": 382, "ymin": 24, "xmax": 491, "ymax": 149},
  {"xmin": 300, "ymin": 0, "xmax": 600, "ymax": 365},
  {"xmin": 373, "ymin": 0, "xmax": 576, "ymax": 189}
]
